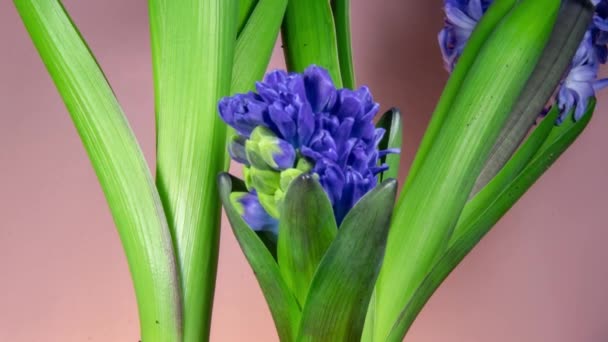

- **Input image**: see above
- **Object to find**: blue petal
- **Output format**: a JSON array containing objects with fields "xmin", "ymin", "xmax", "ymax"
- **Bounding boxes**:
[
  {"xmin": 237, "ymin": 192, "xmax": 279, "ymax": 234},
  {"xmin": 303, "ymin": 65, "xmax": 337, "ymax": 112}
]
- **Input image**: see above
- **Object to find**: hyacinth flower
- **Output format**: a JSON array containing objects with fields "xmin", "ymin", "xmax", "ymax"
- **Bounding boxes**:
[
  {"xmin": 14, "ymin": 0, "xmax": 287, "ymax": 340},
  {"xmin": 218, "ymin": 65, "xmax": 402, "ymax": 341}
]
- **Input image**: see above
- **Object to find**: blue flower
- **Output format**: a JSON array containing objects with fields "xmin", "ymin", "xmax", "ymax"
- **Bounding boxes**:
[
  {"xmin": 439, "ymin": 0, "xmax": 608, "ymax": 122},
  {"xmin": 230, "ymin": 191, "xmax": 278, "ymax": 234},
  {"xmin": 219, "ymin": 66, "xmax": 397, "ymax": 231}
]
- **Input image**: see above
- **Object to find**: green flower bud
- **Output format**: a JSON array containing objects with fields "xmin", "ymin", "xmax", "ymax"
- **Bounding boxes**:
[
  {"xmin": 249, "ymin": 167, "xmax": 280, "ymax": 195},
  {"xmin": 246, "ymin": 126, "xmax": 296, "ymax": 170}
]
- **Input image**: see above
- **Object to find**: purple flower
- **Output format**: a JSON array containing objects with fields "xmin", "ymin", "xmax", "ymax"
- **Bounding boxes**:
[
  {"xmin": 558, "ymin": 32, "xmax": 608, "ymax": 122},
  {"xmin": 439, "ymin": 0, "xmax": 608, "ymax": 122},
  {"xmin": 219, "ymin": 65, "xmax": 398, "ymax": 231},
  {"xmin": 231, "ymin": 191, "xmax": 279, "ymax": 234},
  {"xmin": 438, "ymin": 0, "xmax": 493, "ymax": 71}
]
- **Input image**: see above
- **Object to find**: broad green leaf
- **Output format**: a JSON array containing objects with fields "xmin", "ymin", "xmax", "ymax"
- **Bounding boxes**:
[
  {"xmin": 282, "ymin": 0, "xmax": 343, "ymax": 87},
  {"xmin": 14, "ymin": 1, "xmax": 182, "ymax": 340},
  {"xmin": 376, "ymin": 108, "xmax": 403, "ymax": 182},
  {"xmin": 237, "ymin": 0, "xmax": 258, "ymax": 36},
  {"xmin": 218, "ymin": 173, "xmax": 301, "ymax": 342},
  {"xmin": 149, "ymin": 1, "xmax": 238, "ymax": 340},
  {"xmin": 471, "ymin": 0, "xmax": 594, "ymax": 194},
  {"xmin": 331, "ymin": 0, "xmax": 356, "ymax": 89},
  {"xmin": 297, "ymin": 180, "xmax": 397, "ymax": 342},
  {"xmin": 402, "ymin": 0, "xmax": 518, "ymax": 193},
  {"xmin": 384, "ymin": 102, "xmax": 594, "ymax": 342},
  {"xmin": 278, "ymin": 175, "xmax": 338, "ymax": 306},
  {"xmin": 453, "ymin": 106, "xmax": 559, "ymax": 241},
  {"xmin": 232, "ymin": 0, "xmax": 288, "ymax": 94},
  {"xmin": 371, "ymin": 1, "xmax": 560, "ymax": 340}
]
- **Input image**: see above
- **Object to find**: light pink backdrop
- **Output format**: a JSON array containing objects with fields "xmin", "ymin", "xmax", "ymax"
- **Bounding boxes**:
[{"xmin": 1, "ymin": 1, "xmax": 608, "ymax": 341}]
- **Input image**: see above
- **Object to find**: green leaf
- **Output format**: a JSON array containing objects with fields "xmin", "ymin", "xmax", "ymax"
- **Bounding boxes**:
[
  {"xmin": 149, "ymin": 1, "xmax": 238, "ymax": 340},
  {"xmin": 13, "ymin": 1, "xmax": 182, "ymax": 341},
  {"xmin": 402, "ymin": 0, "xmax": 518, "ymax": 193},
  {"xmin": 331, "ymin": 0, "xmax": 356, "ymax": 89},
  {"xmin": 282, "ymin": 0, "xmax": 343, "ymax": 87},
  {"xmin": 218, "ymin": 173, "xmax": 301, "ymax": 342},
  {"xmin": 237, "ymin": 0, "xmax": 258, "ymax": 37},
  {"xmin": 376, "ymin": 108, "xmax": 403, "ymax": 182},
  {"xmin": 232, "ymin": 0, "xmax": 288, "ymax": 94},
  {"xmin": 384, "ymin": 102, "xmax": 594, "ymax": 342},
  {"xmin": 471, "ymin": 0, "xmax": 594, "ymax": 194},
  {"xmin": 297, "ymin": 180, "xmax": 397, "ymax": 342},
  {"xmin": 278, "ymin": 175, "xmax": 338, "ymax": 306},
  {"xmin": 371, "ymin": 1, "xmax": 560, "ymax": 340},
  {"xmin": 453, "ymin": 106, "xmax": 559, "ymax": 242}
]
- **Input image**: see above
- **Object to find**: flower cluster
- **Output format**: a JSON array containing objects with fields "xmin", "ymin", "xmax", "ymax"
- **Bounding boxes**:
[
  {"xmin": 439, "ymin": 0, "xmax": 608, "ymax": 122},
  {"xmin": 219, "ymin": 66, "xmax": 396, "ymax": 233}
]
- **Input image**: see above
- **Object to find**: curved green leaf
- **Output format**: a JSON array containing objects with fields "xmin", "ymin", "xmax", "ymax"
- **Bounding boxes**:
[
  {"xmin": 149, "ymin": 1, "xmax": 238, "ymax": 340},
  {"xmin": 471, "ymin": 0, "xmax": 594, "ymax": 194},
  {"xmin": 403, "ymin": 0, "xmax": 518, "ymax": 193},
  {"xmin": 237, "ymin": 0, "xmax": 258, "ymax": 36},
  {"xmin": 376, "ymin": 108, "xmax": 403, "ymax": 182},
  {"xmin": 14, "ymin": 1, "xmax": 182, "ymax": 340},
  {"xmin": 385, "ymin": 102, "xmax": 594, "ymax": 341},
  {"xmin": 232, "ymin": 0, "xmax": 288, "ymax": 94},
  {"xmin": 218, "ymin": 173, "xmax": 301, "ymax": 342},
  {"xmin": 278, "ymin": 175, "xmax": 338, "ymax": 306},
  {"xmin": 282, "ymin": 0, "xmax": 343, "ymax": 86},
  {"xmin": 372, "ymin": 1, "xmax": 560, "ymax": 339},
  {"xmin": 331, "ymin": 0, "xmax": 356, "ymax": 89},
  {"xmin": 297, "ymin": 180, "xmax": 397, "ymax": 342}
]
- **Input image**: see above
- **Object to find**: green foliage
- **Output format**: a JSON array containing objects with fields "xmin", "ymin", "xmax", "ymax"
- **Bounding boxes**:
[
  {"xmin": 219, "ymin": 174, "xmax": 301, "ymax": 342},
  {"xmin": 385, "ymin": 103, "xmax": 594, "ymax": 341},
  {"xmin": 278, "ymin": 175, "xmax": 338, "ymax": 306},
  {"xmin": 402, "ymin": 0, "xmax": 518, "ymax": 193},
  {"xmin": 232, "ymin": 0, "xmax": 288, "ymax": 94},
  {"xmin": 331, "ymin": 0, "xmax": 356, "ymax": 89},
  {"xmin": 472, "ymin": 0, "xmax": 594, "ymax": 194},
  {"xmin": 282, "ymin": 0, "xmax": 343, "ymax": 87},
  {"xmin": 297, "ymin": 180, "xmax": 397, "ymax": 342},
  {"xmin": 148, "ymin": 1, "xmax": 238, "ymax": 340},
  {"xmin": 376, "ymin": 108, "xmax": 403, "ymax": 182},
  {"xmin": 14, "ymin": 1, "xmax": 182, "ymax": 340},
  {"xmin": 369, "ymin": 1, "xmax": 560, "ymax": 340}
]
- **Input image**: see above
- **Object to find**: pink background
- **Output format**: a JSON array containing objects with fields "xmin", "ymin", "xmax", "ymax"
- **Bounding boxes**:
[{"xmin": 1, "ymin": 1, "xmax": 608, "ymax": 341}]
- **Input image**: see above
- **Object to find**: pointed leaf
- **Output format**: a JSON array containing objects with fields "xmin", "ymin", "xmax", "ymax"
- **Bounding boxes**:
[
  {"xmin": 218, "ymin": 173, "xmax": 301, "ymax": 342},
  {"xmin": 297, "ymin": 179, "xmax": 397, "ymax": 342},
  {"xmin": 237, "ymin": 0, "xmax": 258, "ymax": 36},
  {"xmin": 471, "ymin": 0, "xmax": 594, "ymax": 194},
  {"xmin": 282, "ymin": 0, "xmax": 343, "ymax": 86},
  {"xmin": 232, "ymin": 0, "xmax": 288, "ymax": 94},
  {"xmin": 14, "ymin": 1, "xmax": 182, "ymax": 340},
  {"xmin": 331, "ymin": 0, "xmax": 356, "ymax": 89},
  {"xmin": 372, "ymin": 1, "xmax": 560, "ymax": 339},
  {"xmin": 149, "ymin": 0, "xmax": 238, "ymax": 339},
  {"xmin": 452, "ymin": 106, "xmax": 558, "ymax": 241},
  {"xmin": 278, "ymin": 174, "xmax": 338, "ymax": 306},
  {"xmin": 385, "ymin": 102, "xmax": 594, "ymax": 341},
  {"xmin": 376, "ymin": 107, "xmax": 403, "ymax": 181},
  {"xmin": 403, "ymin": 0, "xmax": 518, "ymax": 193}
]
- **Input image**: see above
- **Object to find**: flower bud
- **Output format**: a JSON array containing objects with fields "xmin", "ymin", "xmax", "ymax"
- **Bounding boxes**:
[{"xmin": 246, "ymin": 126, "xmax": 296, "ymax": 170}]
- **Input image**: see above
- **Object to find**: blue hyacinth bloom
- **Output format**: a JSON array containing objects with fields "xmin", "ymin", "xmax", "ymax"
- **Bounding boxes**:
[
  {"xmin": 219, "ymin": 65, "xmax": 397, "ymax": 231},
  {"xmin": 439, "ymin": 0, "xmax": 608, "ymax": 122}
]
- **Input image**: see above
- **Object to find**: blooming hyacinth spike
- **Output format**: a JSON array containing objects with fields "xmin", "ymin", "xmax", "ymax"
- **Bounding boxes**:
[
  {"xmin": 439, "ymin": 0, "xmax": 608, "ymax": 122},
  {"xmin": 219, "ymin": 65, "xmax": 398, "ymax": 232}
]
